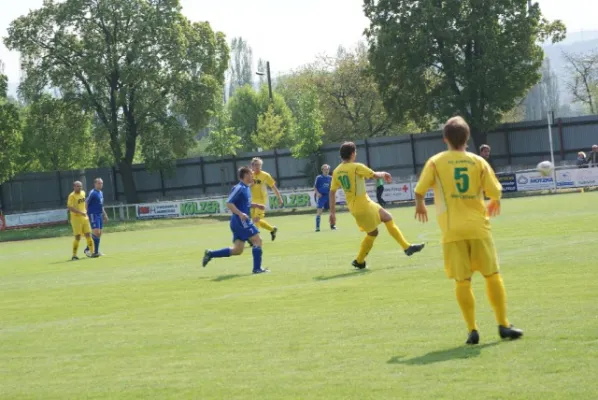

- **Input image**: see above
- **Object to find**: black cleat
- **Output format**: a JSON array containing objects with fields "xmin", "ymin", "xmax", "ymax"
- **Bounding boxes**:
[
  {"xmin": 352, "ymin": 260, "xmax": 367, "ymax": 270},
  {"xmin": 499, "ymin": 325, "xmax": 523, "ymax": 340},
  {"xmin": 71, "ymin": 256, "xmax": 79, "ymax": 261},
  {"xmin": 405, "ymin": 243, "xmax": 425, "ymax": 256},
  {"xmin": 315, "ymin": 228, "xmax": 320, "ymax": 232},
  {"xmin": 331, "ymin": 225, "xmax": 337, "ymax": 230},
  {"xmin": 253, "ymin": 268, "xmax": 270, "ymax": 274},
  {"xmin": 466, "ymin": 330, "xmax": 480, "ymax": 345},
  {"xmin": 202, "ymin": 250, "xmax": 212, "ymax": 268},
  {"xmin": 271, "ymin": 227, "xmax": 278, "ymax": 241}
]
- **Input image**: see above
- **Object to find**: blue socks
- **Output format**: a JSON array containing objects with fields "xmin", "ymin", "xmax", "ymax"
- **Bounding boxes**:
[
  {"xmin": 93, "ymin": 235, "xmax": 100, "ymax": 254},
  {"xmin": 210, "ymin": 248, "xmax": 232, "ymax": 258},
  {"xmin": 252, "ymin": 246, "xmax": 263, "ymax": 271},
  {"xmin": 316, "ymin": 215, "xmax": 321, "ymax": 230}
]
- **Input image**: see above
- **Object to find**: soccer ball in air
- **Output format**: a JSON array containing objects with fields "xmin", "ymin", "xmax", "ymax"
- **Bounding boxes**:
[{"xmin": 537, "ymin": 161, "xmax": 554, "ymax": 177}]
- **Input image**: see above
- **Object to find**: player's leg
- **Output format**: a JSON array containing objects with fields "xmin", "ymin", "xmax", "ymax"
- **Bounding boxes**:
[
  {"xmin": 72, "ymin": 233, "xmax": 81, "ymax": 260},
  {"xmin": 90, "ymin": 214, "xmax": 103, "ymax": 256},
  {"xmin": 444, "ymin": 240, "xmax": 479, "ymax": 344},
  {"xmin": 315, "ymin": 207, "xmax": 323, "ymax": 232},
  {"xmin": 249, "ymin": 233, "xmax": 269, "ymax": 274},
  {"xmin": 252, "ymin": 208, "xmax": 277, "ymax": 240},
  {"xmin": 202, "ymin": 239, "xmax": 245, "ymax": 268},
  {"xmin": 324, "ymin": 196, "xmax": 335, "ymax": 230},
  {"xmin": 353, "ymin": 229, "xmax": 378, "ymax": 270},
  {"xmin": 379, "ymin": 207, "xmax": 424, "ymax": 256},
  {"xmin": 472, "ymin": 238, "xmax": 523, "ymax": 340},
  {"xmin": 82, "ymin": 219, "xmax": 94, "ymax": 257}
]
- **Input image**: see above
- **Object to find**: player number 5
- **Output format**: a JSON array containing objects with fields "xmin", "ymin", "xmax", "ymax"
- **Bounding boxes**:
[{"xmin": 454, "ymin": 167, "xmax": 469, "ymax": 193}]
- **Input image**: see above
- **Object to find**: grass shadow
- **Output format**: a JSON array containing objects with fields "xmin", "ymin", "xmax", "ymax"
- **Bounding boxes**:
[
  {"xmin": 49, "ymin": 259, "xmax": 82, "ymax": 265},
  {"xmin": 212, "ymin": 274, "xmax": 245, "ymax": 282},
  {"xmin": 313, "ymin": 269, "xmax": 372, "ymax": 282},
  {"xmin": 388, "ymin": 341, "xmax": 500, "ymax": 366}
]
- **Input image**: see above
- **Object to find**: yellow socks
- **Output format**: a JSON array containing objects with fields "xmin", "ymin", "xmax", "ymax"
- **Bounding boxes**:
[
  {"xmin": 356, "ymin": 235, "xmax": 376, "ymax": 264},
  {"xmin": 485, "ymin": 273, "xmax": 509, "ymax": 327},
  {"xmin": 384, "ymin": 221, "xmax": 410, "ymax": 250},
  {"xmin": 86, "ymin": 236, "xmax": 95, "ymax": 254},
  {"xmin": 456, "ymin": 280, "xmax": 478, "ymax": 332},
  {"xmin": 259, "ymin": 219, "xmax": 275, "ymax": 232},
  {"xmin": 72, "ymin": 238, "xmax": 80, "ymax": 257}
]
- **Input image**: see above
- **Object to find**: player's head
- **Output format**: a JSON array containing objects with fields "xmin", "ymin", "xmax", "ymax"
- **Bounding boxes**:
[
  {"xmin": 94, "ymin": 178, "xmax": 104, "ymax": 190},
  {"xmin": 251, "ymin": 157, "xmax": 263, "ymax": 173},
  {"xmin": 73, "ymin": 181, "xmax": 83, "ymax": 194},
  {"xmin": 593, "ymin": 144, "xmax": 598, "ymax": 152},
  {"xmin": 340, "ymin": 142, "xmax": 357, "ymax": 162},
  {"xmin": 321, "ymin": 164, "xmax": 330, "ymax": 175},
  {"xmin": 443, "ymin": 117, "xmax": 470, "ymax": 150},
  {"xmin": 578, "ymin": 151, "xmax": 586, "ymax": 159},
  {"xmin": 239, "ymin": 166, "xmax": 253, "ymax": 185},
  {"xmin": 479, "ymin": 144, "xmax": 491, "ymax": 159}
]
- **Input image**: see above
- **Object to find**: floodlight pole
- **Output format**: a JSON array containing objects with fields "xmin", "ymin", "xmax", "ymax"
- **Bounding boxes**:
[{"xmin": 256, "ymin": 61, "xmax": 273, "ymax": 102}]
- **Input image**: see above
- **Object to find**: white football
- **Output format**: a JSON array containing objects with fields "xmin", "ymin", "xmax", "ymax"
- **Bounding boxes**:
[{"xmin": 537, "ymin": 161, "xmax": 554, "ymax": 177}]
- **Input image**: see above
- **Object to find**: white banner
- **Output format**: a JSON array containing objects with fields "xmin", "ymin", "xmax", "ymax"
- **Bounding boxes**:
[
  {"xmin": 136, "ymin": 202, "xmax": 181, "ymax": 219},
  {"xmin": 4, "ymin": 209, "xmax": 68, "ymax": 229},
  {"xmin": 515, "ymin": 172, "xmax": 555, "ymax": 191},
  {"xmin": 571, "ymin": 168, "xmax": 598, "ymax": 187}
]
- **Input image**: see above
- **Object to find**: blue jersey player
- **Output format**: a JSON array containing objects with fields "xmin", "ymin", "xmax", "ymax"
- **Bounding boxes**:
[
  {"xmin": 202, "ymin": 167, "xmax": 269, "ymax": 274},
  {"xmin": 314, "ymin": 164, "xmax": 336, "ymax": 232},
  {"xmin": 85, "ymin": 178, "xmax": 108, "ymax": 257}
]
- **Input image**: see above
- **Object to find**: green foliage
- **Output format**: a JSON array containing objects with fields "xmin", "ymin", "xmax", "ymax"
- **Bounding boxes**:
[
  {"xmin": 0, "ymin": 70, "xmax": 22, "ymax": 184},
  {"xmin": 253, "ymin": 105, "xmax": 286, "ymax": 151},
  {"xmin": 291, "ymin": 88, "xmax": 325, "ymax": 159},
  {"xmin": 228, "ymin": 37, "xmax": 254, "ymax": 99},
  {"xmin": 227, "ymin": 85, "xmax": 295, "ymax": 151},
  {"xmin": 364, "ymin": 0, "xmax": 567, "ymax": 147},
  {"xmin": 564, "ymin": 50, "xmax": 598, "ymax": 114},
  {"xmin": 4, "ymin": 0, "xmax": 229, "ymax": 202},
  {"xmin": 206, "ymin": 108, "xmax": 242, "ymax": 157},
  {"xmin": 20, "ymin": 95, "xmax": 93, "ymax": 172}
]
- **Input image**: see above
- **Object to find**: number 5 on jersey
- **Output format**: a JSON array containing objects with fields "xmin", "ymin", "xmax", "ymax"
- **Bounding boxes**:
[{"xmin": 454, "ymin": 167, "xmax": 469, "ymax": 193}]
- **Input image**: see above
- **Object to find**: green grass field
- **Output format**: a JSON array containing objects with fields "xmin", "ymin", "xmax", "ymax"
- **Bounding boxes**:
[{"xmin": 1, "ymin": 193, "xmax": 597, "ymax": 399}]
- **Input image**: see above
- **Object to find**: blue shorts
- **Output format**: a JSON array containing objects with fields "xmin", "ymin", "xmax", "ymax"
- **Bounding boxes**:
[
  {"xmin": 230, "ymin": 218, "xmax": 259, "ymax": 242},
  {"xmin": 88, "ymin": 213, "xmax": 104, "ymax": 230},
  {"xmin": 317, "ymin": 195, "xmax": 330, "ymax": 210}
]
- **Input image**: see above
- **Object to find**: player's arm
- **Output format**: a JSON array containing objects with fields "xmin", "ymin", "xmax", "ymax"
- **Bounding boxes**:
[
  {"xmin": 314, "ymin": 177, "xmax": 321, "ymax": 198},
  {"xmin": 67, "ymin": 196, "xmax": 86, "ymax": 216},
  {"xmin": 481, "ymin": 160, "xmax": 502, "ymax": 217},
  {"xmin": 329, "ymin": 171, "xmax": 340, "ymax": 226},
  {"xmin": 356, "ymin": 163, "xmax": 391, "ymax": 183},
  {"xmin": 226, "ymin": 186, "xmax": 249, "ymax": 221},
  {"xmin": 413, "ymin": 160, "xmax": 436, "ymax": 223},
  {"xmin": 267, "ymin": 175, "xmax": 284, "ymax": 206}
]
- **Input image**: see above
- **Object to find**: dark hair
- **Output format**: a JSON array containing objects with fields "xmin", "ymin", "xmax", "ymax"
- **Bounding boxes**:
[
  {"xmin": 443, "ymin": 117, "xmax": 470, "ymax": 148},
  {"xmin": 340, "ymin": 141, "xmax": 357, "ymax": 161},
  {"xmin": 479, "ymin": 144, "xmax": 491, "ymax": 152},
  {"xmin": 238, "ymin": 166, "xmax": 252, "ymax": 180}
]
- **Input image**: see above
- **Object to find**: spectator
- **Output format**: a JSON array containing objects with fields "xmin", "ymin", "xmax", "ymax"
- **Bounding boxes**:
[
  {"xmin": 376, "ymin": 177, "xmax": 387, "ymax": 207},
  {"xmin": 577, "ymin": 152, "xmax": 588, "ymax": 168},
  {"xmin": 587, "ymin": 145, "xmax": 598, "ymax": 167},
  {"xmin": 479, "ymin": 144, "xmax": 494, "ymax": 170}
]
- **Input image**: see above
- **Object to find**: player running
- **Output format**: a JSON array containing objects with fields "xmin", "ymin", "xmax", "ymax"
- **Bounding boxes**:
[
  {"xmin": 202, "ymin": 166, "xmax": 270, "ymax": 274},
  {"xmin": 314, "ymin": 164, "xmax": 336, "ymax": 232},
  {"xmin": 67, "ymin": 181, "xmax": 95, "ymax": 260},
  {"xmin": 414, "ymin": 116, "xmax": 523, "ymax": 345},
  {"xmin": 329, "ymin": 142, "xmax": 425, "ymax": 269},
  {"xmin": 84, "ymin": 178, "xmax": 108, "ymax": 257},
  {"xmin": 250, "ymin": 157, "xmax": 283, "ymax": 241}
]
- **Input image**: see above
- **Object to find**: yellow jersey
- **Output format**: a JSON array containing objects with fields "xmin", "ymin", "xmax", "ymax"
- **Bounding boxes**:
[
  {"xmin": 414, "ymin": 150, "xmax": 502, "ymax": 243},
  {"xmin": 67, "ymin": 191, "xmax": 88, "ymax": 218},
  {"xmin": 251, "ymin": 170, "xmax": 276, "ymax": 205},
  {"xmin": 330, "ymin": 162, "xmax": 375, "ymax": 210}
]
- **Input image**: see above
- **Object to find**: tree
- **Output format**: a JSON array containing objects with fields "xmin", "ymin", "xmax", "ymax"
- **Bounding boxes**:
[
  {"xmin": 564, "ymin": 50, "xmax": 598, "ymax": 114},
  {"xmin": 205, "ymin": 108, "xmax": 242, "ymax": 157},
  {"xmin": 21, "ymin": 95, "xmax": 93, "ymax": 171},
  {"xmin": 364, "ymin": 0, "xmax": 566, "ymax": 148},
  {"xmin": 0, "ymin": 65, "xmax": 22, "ymax": 184},
  {"xmin": 5, "ymin": 0, "xmax": 229, "ymax": 203},
  {"xmin": 291, "ymin": 88, "xmax": 325, "ymax": 159},
  {"xmin": 257, "ymin": 58, "xmax": 267, "ymax": 86},
  {"xmin": 228, "ymin": 37, "xmax": 253, "ymax": 99},
  {"xmin": 227, "ymin": 85, "xmax": 295, "ymax": 151},
  {"xmin": 523, "ymin": 58, "xmax": 561, "ymax": 121},
  {"xmin": 253, "ymin": 105, "xmax": 285, "ymax": 150}
]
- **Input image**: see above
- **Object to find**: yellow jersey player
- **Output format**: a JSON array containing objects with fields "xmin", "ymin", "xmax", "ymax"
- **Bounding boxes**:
[
  {"xmin": 66, "ymin": 181, "xmax": 95, "ymax": 260},
  {"xmin": 414, "ymin": 116, "xmax": 523, "ymax": 345},
  {"xmin": 250, "ymin": 157, "xmax": 283, "ymax": 241},
  {"xmin": 329, "ymin": 142, "xmax": 424, "ymax": 269}
]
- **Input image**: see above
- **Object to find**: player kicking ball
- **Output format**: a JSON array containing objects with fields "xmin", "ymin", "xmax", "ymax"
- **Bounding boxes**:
[
  {"xmin": 314, "ymin": 164, "xmax": 336, "ymax": 232},
  {"xmin": 414, "ymin": 116, "xmax": 523, "ymax": 345},
  {"xmin": 329, "ymin": 142, "xmax": 425, "ymax": 270},
  {"xmin": 203, "ymin": 166, "xmax": 269, "ymax": 274}
]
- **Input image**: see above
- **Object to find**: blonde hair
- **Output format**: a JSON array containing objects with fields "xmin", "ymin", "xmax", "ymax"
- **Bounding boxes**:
[
  {"xmin": 251, "ymin": 157, "xmax": 263, "ymax": 165},
  {"xmin": 578, "ymin": 151, "xmax": 586, "ymax": 158},
  {"xmin": 321, "ymin": 164, "xmax": 330, "ymax": 171}
]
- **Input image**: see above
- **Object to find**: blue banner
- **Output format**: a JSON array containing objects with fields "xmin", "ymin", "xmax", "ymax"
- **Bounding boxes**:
[{"xmin": 497, "ymin": 173, "xmax": 517, "ymax": 192}]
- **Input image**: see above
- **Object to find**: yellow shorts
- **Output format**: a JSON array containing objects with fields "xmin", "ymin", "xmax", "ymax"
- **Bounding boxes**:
[
  {"xmin": 71, "ymin": 217, "xmax": 91, "ymax": 236},
  {"xmin": 351, "ymin": 200, "xmax": 382, "ymax": 233},
  {"xmin": 250, "ymin": 208, "xmax": 266, "ymax": 220},
  {"xmin": 442, "ymin": 238, "xmax": 499, "ymax": 281}
]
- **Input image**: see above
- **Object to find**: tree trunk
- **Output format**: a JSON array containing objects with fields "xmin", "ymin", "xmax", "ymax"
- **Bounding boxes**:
[
  {"xmin": 118, "ymin": 161, "xmax": 139, "ymax": 204},
  {"xmin": 469, "ymin": 126, "xmax": 488, "ymax": 154}
]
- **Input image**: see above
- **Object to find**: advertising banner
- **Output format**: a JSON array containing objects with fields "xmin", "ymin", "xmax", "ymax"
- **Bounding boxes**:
[
  {"xmin": 515, "ymin": 172, "xmax": 555, "ymax": 191},
  {"xmin": 496, "ymin": 173, "xmax": 517, "ymax": 192},
  {"xmin": 136, "ymin": 202, "xmax": 180, "ymax": 220},
  {"xmin": 3, "ymin": 209, "xmax": 68, "ymax": 229}
]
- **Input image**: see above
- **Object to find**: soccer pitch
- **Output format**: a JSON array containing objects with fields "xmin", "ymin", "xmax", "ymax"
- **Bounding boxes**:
[{"xmin": 1, "ymin": 193, "xmax": 597, "ymax": 399}]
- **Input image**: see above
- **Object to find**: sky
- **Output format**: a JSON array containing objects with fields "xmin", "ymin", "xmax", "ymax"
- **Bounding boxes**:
[{"xmin": 1, "ymin": 0, "xmax": 597, "ymax": 89}]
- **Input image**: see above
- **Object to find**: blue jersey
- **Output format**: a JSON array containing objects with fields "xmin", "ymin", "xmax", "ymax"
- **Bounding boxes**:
[
  {"xmin": 87, "ymin": 189, "xmax": 104, "ymax": 215},
  {"xmin": 315, "ymin": 174, "xmax": 332, "ymax": 196},
  {"xmin": 227, "ymin": 182, "xmax": 252, "ymax": 221}
]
